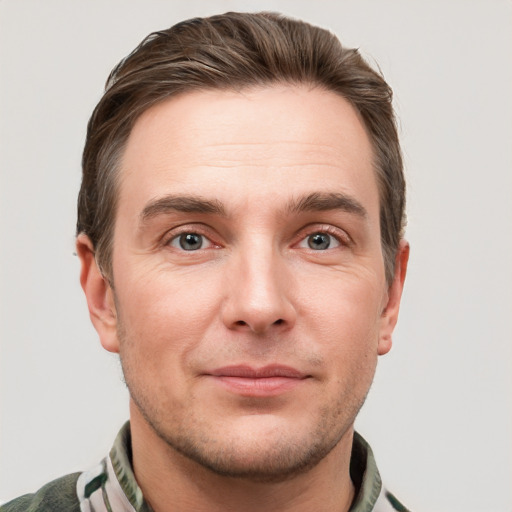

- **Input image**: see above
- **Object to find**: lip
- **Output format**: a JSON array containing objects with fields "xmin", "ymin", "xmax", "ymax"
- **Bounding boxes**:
[{"xmin": 206, "ymin": 365, "xmax": 309, "ymax": 397}]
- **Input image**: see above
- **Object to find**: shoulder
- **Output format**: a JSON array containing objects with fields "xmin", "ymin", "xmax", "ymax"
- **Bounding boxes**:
[{"xmin": 1, "ymin": 473, "xmax": 81, "ymax": 512}]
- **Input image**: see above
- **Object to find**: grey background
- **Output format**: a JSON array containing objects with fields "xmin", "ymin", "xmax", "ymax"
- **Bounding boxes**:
[{"xmin": 1, "ymin": 1, "xmax": 511, "ymax": 510}]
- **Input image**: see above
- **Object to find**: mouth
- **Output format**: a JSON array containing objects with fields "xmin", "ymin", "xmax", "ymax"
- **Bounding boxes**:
[{"xmin": 205, "ymin": 364, "xmax": 310, "ymax": 397}]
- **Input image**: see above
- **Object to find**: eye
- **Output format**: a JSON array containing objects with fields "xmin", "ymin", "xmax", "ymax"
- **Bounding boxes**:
[
  {"xmin": 299, "ymin": 231, "xmax": 341, "ymax": 250},
  {"xmin": 169, "ymin": 232, "xmax": 212, "ymax": 251}
]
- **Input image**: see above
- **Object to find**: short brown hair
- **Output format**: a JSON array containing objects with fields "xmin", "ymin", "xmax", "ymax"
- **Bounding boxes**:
[{"xmin": 77, "ymin": 11, "xmax": 405, "ymax": 283}]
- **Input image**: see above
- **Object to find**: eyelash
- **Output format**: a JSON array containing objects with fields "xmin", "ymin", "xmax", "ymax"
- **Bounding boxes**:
[
  {"xmin": 162, "ymin": 224, "xmax": 351, "ymax": 252},
  {"xmin": 296, "ymin": 225, "xmax": 351, "ymax": 251},
  {"xmin": 163, "ymin": 225, "xmax": 218, "ymax": 251}
]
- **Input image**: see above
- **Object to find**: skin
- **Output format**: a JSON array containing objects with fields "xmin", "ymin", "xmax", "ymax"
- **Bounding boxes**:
[{"xmin": 77, "ymin": 85, "xmax": 409, "ymax": 512}]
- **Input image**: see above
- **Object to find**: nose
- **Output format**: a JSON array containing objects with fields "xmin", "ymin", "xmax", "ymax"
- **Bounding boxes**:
[{"xmin": 221, "ymin": 243, "xmax": 297, "ymax": 335}]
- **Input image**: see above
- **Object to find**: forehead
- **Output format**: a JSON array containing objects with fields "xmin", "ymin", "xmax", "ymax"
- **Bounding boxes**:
[{"xmin": 118, "ymin": 85, "xmax": 377, "ymax": 216}]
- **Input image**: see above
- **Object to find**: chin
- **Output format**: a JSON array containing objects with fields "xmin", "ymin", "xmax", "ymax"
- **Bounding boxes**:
[
  {"xmin": 165, "ymin": 429, "xmax": 343, "ymax": 483},
  {"xmin": 140, "ymin": 406, "xmax": 353, "ymax": 484}
]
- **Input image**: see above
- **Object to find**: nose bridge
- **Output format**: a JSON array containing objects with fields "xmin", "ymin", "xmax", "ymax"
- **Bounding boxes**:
[
  {"xmin": 243, "ymin": 239, "xmax": 281, "ymax": 304},
  {"xmin": 223, "ymin": 234, "xmax": 295, "ymax": 333}
]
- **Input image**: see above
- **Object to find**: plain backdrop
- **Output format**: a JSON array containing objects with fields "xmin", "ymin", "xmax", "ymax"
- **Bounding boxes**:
[{"xmin": 1, "ymin": 1, "xmax": 511, "ymax": 510}]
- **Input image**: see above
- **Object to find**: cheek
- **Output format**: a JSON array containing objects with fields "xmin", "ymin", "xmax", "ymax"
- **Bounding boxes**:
[
  {"xmin": 114, "ymin": 264, "xmax": 224, "ymax": 358},
  {"xmin": 298, "ymin": 271, "xmax": 385, "ymax": 389},
  {"xmin": 301, "ymin": 269, "xmax": 384, "ymax": 339}
]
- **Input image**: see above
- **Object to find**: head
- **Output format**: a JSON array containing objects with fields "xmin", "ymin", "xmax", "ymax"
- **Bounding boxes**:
[
  {"xmin": 77, "ymin": 11, "xmax": 405, "ymax": 285},
  {"xmin": 76, "ymin": 12, "xmax": 409, "ymax": 485}
]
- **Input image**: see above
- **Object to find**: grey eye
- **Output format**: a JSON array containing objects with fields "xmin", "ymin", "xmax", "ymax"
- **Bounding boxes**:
[
  {"xmin": 177, "ymin": 233, "xmax": 203, "ymax": 251},
  {"xmin": 307, "ymin": 232, "xmax": 331, "ymax": 250}
]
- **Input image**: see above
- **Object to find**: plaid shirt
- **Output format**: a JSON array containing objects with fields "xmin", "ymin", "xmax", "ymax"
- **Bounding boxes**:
[{"xmin": 2, "ymin": 423, "xmax": 410, "ymax": 512}]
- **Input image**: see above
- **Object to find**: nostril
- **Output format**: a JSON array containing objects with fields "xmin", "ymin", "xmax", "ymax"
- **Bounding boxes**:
[{"xmin": 232, "ymin": 318, "xmax": 284, "ymax": 329}]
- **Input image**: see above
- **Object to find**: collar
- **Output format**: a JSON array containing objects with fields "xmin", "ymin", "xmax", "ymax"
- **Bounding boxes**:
[{"xmin": 77, "ymin": 422, "xmax": 398, "ymax": 512}]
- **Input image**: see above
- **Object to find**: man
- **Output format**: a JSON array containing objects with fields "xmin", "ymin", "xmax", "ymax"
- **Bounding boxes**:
[{"xmin": 2, "ymin": 11, "xmax": 410, "ymax": 512}]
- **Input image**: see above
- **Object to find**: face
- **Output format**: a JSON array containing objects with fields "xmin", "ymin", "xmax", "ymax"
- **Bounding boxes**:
[{"xmin": 79, "ymin": 85, "xmax": 407, "ymax": 482}]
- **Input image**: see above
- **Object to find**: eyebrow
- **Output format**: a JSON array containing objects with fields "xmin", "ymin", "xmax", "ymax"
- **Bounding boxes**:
[
  {"xmin": 140, "ymin": 195, "xmax": 226, "ymax": 222},
  {"xmin": 139, "ymin": 191, "xmax": 367, "ymax": 223},
  {"xmin": 286, "ymin": 192, "xmax": 367, "ymax": 218}
]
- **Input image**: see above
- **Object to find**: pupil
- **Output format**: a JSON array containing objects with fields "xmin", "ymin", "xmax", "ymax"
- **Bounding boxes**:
[
  {"xmin": 308, "ymin": 233, "xmax": 330, "ymax": 250},
  {"xmin": 180, "ymin": 233, "xmax": 202, "ymax": 250}
]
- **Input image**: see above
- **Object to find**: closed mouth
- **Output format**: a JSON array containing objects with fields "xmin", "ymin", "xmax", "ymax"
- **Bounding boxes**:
[{"xmin": 205, "ymin": 364, "xmax": 310, "ymax": 396}]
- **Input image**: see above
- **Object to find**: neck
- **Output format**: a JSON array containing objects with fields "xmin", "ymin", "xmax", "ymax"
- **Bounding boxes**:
[{"xmin": 129, "ymin": 403, "xmax": 356, "ymax": 512}]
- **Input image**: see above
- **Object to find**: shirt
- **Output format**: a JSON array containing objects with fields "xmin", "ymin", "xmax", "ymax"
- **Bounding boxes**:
[{"xmin": 1, "ymin": 423, "xmax": 410, "ymax": 512}]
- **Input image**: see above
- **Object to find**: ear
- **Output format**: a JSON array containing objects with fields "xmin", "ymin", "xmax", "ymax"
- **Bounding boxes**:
[
  {"xmin": 377, "ymin": 239, "xmax": 410, "ymax": 356},
  {"xmin": 76, "ymin": 234, "xmax": 119, "ymax": 353}
]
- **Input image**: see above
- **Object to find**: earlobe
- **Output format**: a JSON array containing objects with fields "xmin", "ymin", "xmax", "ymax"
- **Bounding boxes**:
[
  {"xmin": 377, "ymin": 240, "xmax": 410, "ymax": 356},
  {"xmin": 76, "ymin": 234, "xmax": 120, "ymax": 353}
]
